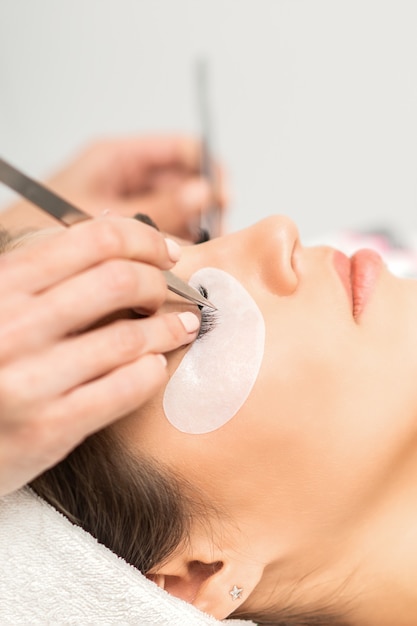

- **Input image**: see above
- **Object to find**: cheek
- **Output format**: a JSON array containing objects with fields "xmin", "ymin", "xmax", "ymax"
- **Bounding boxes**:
[
  {"xmin": 246, "ymin": 316, "xmax": 397, "ymax": 519},
  {"xmin": 242, "ymin": 309, "xmax": 354, "ymax": 476},
  {"xmin": 258, "ymin": 311, "xmax": 352, "ymax": 439}
]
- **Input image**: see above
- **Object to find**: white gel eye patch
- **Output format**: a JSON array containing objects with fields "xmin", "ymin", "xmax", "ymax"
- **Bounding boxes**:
[{"xmin": 163, "ymin": 268, "xmax": 265, "ymax": 434}]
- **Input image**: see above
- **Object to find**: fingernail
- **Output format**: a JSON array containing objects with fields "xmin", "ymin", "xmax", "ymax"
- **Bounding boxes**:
[
  {"xmin": 164, "ymin": 238, "xmax": 181, "ymax": 263},
  {"xmin": 179, "ymin": 180, "xmax": 209, "ymax": 211},
  {"xmin": 156, "ymin": 353, "xmax": 168, "ymax": 367},
  {"xmin": 178, "ymin": 311, "xmax": 200, "ymax": 334}
]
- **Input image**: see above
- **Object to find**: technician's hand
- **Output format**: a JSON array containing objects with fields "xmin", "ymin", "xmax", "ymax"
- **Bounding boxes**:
[
  {"xmin": 1, "ymin": 135, "xmax": 228, "ymax": 240},
  {"xmin": 0, "ymin": 217, "xmax": 200, "ymax": 497}
]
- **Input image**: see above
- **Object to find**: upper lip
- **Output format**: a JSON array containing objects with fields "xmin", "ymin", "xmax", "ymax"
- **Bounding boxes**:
[{"xmin": 333, "ymin": 248, "xmax": 384, "ymax": 321}]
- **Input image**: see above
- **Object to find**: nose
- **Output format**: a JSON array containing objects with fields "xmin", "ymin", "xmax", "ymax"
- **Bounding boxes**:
[
  {"xmin": 225, "ymin": 215, "xmax": 300, "ymax": 296},
  {"xmin": 204, "ymin": 215, "xmax": 300, "ymax": 296}
]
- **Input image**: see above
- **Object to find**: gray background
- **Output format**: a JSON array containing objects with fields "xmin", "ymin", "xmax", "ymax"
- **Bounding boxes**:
[{"xmin": 1, "ymin": 0, "xmax": 416, "ymax": 241}]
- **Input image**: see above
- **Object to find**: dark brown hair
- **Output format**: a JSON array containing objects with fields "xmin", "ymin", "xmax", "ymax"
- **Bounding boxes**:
[
  {"xmin": 30, "ymin": 427, "xmax": 351, "ymax": 626},
  {"xmin": 30, "ymin": 427, "xmax": 197, "ymax": 573},
  {"xmin": 0, "ymin": 226, "xmax": 12, "ymax": 252}
]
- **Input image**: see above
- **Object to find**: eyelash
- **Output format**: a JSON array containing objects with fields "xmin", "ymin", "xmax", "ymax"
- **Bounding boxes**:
[
  {"xmin": 197, "ymin": 285, "xmax": 217, "ymax": 340},
  {"xmin": 129, "ymin": 284, "xmax": 216, "ymax": 339}
]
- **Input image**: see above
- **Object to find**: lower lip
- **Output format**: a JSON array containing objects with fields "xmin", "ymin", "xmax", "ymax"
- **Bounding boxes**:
[{"xmin": 333, "ymin": 249, "xmax": 383, "ymax": 320}]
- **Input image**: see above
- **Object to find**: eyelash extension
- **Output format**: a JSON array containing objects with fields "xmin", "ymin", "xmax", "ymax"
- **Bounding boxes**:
[
  {"xmin": 129, "ymin": 284, "xmax": 217, "ymax": 339},
  {"xmin": 196, "ymin": 284, "xmax": 217, "ymax": 340}
]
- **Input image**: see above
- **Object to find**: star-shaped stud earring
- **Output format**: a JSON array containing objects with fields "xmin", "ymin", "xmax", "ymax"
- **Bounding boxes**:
[{"xmin": 229, "ymin": 585, "xmax": 243, "ymax": 601}]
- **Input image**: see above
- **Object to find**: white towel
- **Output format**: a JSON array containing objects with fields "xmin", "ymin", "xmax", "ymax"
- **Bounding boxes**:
[{"xmin": 0, "ymin": 488, "xmax": 253, "ymax": 625}]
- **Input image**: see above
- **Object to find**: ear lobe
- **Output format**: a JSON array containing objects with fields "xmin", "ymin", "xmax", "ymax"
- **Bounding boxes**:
[
  {"xmin": 191, "ymin": 560, "xmax": 264, "ymax": 620},
  {"xmin": 150, "ymin": 557, "xmax": 263, "ymax": 620},
  {"xmin": 148, "ymin": 533, "xmax": 265, "ymax": 620}
]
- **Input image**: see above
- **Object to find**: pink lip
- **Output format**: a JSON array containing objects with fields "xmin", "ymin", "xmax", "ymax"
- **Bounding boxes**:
[{"xmin": 333, "ymin": 248, "xmax": 383, "ymax": 320}]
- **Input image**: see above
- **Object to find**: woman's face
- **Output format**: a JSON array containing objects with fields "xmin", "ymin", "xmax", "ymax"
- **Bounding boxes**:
[{"xmin": 116, "ymin": 215, "xmax": 417, "ymax": 579}]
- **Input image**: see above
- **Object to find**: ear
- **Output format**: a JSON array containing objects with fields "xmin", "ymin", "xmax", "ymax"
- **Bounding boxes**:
[{"xmin": 148, "ymin": 540, "xmax": 264, "ymax": 620}]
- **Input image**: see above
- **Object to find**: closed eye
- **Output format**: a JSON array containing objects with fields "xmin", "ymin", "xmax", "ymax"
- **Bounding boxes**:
[{"xmin": 197, "ymin": 285, "xmax": 217, "ymax": 340}]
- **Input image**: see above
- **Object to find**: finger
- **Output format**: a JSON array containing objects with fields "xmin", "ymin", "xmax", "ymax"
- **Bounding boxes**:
[
  {"xmin": 0, "ymin": 352, "xmax": 172, "ymax": 490},
  {"xmin": 45, "ymin": 353, "xmax": 171, "ymax": 442},
  {"xmin": 3, "ymin": 260, "xmax": 172, "ymax": 356},
  {"xmin": 0, "ymin": 217, "xmax": 178, "ymax": 295},
  {"xmin": 8, "ymin": 312, "xmax": 200, "ymax": 400}
]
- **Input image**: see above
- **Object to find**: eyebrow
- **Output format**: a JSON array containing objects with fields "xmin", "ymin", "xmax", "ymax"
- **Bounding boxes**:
[
  {"xmin": 0, "ymin": 226, "xmax": 14, "ymax": 254},
  {"xmin": 0, "ymin": 226, "xmax": 40, "ymax": 254}
]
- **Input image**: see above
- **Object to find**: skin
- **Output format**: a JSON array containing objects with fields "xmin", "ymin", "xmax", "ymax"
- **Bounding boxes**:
[{"xmin": 113, "ymin": 215, "xmax": 417, "ymax": 625}]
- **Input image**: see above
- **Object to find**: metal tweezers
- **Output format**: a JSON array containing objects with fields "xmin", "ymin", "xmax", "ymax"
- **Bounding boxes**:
[{"xmin": 0, "ymin": 157, "xmax": 216, "ymax": 310}]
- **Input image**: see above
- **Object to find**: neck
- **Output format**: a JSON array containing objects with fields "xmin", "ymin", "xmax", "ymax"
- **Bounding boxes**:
[
  {"xmin": 344, "ymin": 447, "xmax": 417, "ymax": 625},
  {"xmin": 241, "ymin": 447, "xmax": 417, "ymax": 625}
]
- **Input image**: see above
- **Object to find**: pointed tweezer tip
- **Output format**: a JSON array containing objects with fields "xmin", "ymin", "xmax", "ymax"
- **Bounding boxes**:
[
  {"xmin": 201, "ymin": 299, "xmax": 217, "ymax": 311},
  {"xmin": 163, "ymin": 270, "xmax": 217, "ymax": 311}
]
